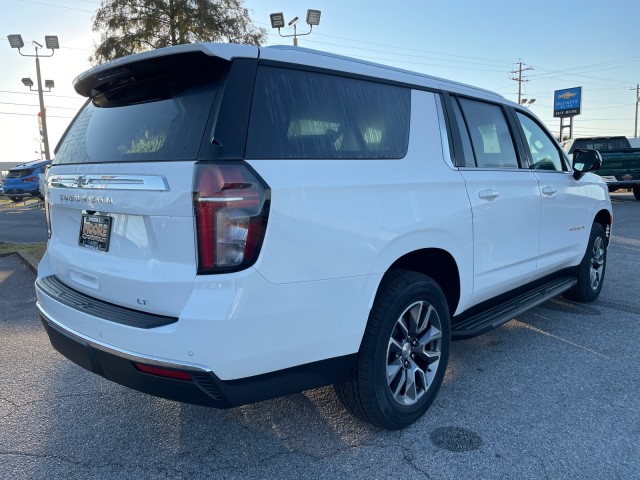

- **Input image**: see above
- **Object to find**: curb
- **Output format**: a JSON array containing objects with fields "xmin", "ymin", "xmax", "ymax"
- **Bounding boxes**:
[
  {"xmin": 1, "ymin": 250, "xmax": 40, "ymax": 275},
  {"xmin": 17, "ymin": 250, "xmax": 39, "ymax": 274}
]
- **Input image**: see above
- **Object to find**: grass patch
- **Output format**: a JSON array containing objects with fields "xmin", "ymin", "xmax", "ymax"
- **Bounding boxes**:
[{"xmin": 0, "ymin": 242, "xmax": 47, "ymax": 262}]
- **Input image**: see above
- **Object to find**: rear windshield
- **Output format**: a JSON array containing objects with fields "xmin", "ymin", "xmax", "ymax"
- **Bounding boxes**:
[
  {"xmin": 570, "ymin": 138, "xmax": 631, "ymax": 152},
  {"xmin": 54, "ymin": 62, "xmax": 223, "ymax": 165},
  {"xmin": 7, "ymin": 168, "xmax": 35, "ymax": 178}
]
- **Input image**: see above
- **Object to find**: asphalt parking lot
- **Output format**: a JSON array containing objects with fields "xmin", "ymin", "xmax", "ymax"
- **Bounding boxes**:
[
  {"xmin": 0, "ymin": 199, "xmax": 48, "ymax": 243},
  {"xmin": 1, "ymin": 192, "xmax": 638, "ymax": 479}
]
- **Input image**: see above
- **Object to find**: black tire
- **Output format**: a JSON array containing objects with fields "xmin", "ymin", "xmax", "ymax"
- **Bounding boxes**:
[
  {"xmin": 9, "ymin": 196, "xmax": 21, "ymax": 202},
  {"xmin": 563, "ymin": 223, "xmax": 607, "ymax": 302},
  {"xmin": 334, "ymin": 270, "xmax": 451, "ymax": 430},
  {"xmin": 633, "ymin": 186, "xmax": 640, "ymax": 201}
]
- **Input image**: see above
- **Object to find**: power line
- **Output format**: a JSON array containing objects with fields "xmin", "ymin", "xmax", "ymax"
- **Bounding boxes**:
[
  {"xmin": 528, "ymin": 57, "xmax": 640, "ymax": 82},
  {"xmin": 290, "ymin": 37, "xmax": 513, "ymax": 70},
  {"xmin": 0, "ymin": 101, "xmax": 78, "ymax": 110},
  {"xmin": 307, "ymin": 51, "xmax": 509, "ymax": 73},
  {"xmin": 264, "ymin": 26, "xmax": 636, "ymax": 92},
  {"xmin": 16, "ymin": 0, "xmax": 94, "ymax": 13},
  {"xmin": 259, "ymin": 23, "xmax": 514, "ymax": 66},
  {"xmin": 0, "ymin": 111, "xmax": 74, "ymax": 118},
  {"xmin": 0, "ymin": 90, "xmax": 82, "ymax": 99}
]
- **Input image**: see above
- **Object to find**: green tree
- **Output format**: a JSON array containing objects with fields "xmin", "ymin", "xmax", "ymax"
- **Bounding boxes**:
[{"xmin": 91, "ymin": 0, "xmax": 267, "ymax": 64}]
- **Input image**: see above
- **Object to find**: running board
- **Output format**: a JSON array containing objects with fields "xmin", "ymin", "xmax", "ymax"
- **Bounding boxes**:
[{"xmin": 451, "ymin": 276, "xmax": 577, "ymax": 340}]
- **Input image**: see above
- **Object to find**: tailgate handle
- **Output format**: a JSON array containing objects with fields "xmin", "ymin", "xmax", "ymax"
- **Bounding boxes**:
[{"xmin": 68, "ymin": 269, "xmax": 100, "ymax": 291}]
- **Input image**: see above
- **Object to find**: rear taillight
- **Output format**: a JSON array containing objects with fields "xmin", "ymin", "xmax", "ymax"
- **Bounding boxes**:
[
  {"xmin": 193, "ymin": 162, "xmax": 270, "ymax": 274},
  {"xmin": 21, "ymin": 176, "xmax": 37, "ymax": 182}
]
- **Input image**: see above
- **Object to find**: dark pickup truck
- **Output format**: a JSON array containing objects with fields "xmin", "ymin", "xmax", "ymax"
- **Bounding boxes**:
[{"xmin": 562, "ymin": 137, "xmax": 640, "ymax": 200}]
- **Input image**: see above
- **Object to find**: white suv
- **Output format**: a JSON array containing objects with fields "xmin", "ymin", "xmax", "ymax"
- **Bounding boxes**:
[{"xmin": 36, "ymin": 43, "xmax": 612, "ymax": 429}]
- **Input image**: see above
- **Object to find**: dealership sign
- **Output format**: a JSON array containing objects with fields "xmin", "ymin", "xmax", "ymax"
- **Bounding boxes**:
[{"xmin": 553, "ymin": 87, "xmax": 582, "ymax": 117}]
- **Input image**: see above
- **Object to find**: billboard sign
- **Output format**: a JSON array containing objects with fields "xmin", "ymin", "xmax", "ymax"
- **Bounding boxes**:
[{"xmin": 554, "ymin": 87, "xmax": 582, "ymax": 117}]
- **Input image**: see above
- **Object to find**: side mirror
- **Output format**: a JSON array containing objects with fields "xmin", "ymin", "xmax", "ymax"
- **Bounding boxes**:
[{"xmin": 572, "ymin": 148, "xmax": 602, "ymax": 180}]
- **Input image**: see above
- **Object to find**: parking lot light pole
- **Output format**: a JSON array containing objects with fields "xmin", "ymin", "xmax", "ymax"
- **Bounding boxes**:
[
  {"xmin": 633, "ymin": 84, "xmax": 639, "ymax": 138},
  {"xmin": 270, "ymin": 9, "xmax": 321, "ymax": 46},
  {"xmin": 7, "ymin": 34, "xmax": 59, "ymax": 160}
]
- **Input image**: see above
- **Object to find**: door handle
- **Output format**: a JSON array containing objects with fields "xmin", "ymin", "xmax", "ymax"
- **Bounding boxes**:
[
  {"xmin": 541, "ymin": 186, "xmax": 557, "ymax": 197},
  {"xmin": 478, "ymin": 189, "xmax": 500, "ymax": 200}
]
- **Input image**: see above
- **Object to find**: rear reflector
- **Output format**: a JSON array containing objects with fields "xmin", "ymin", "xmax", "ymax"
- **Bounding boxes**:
[{"xmin": 133, "ymin": 362, "xmax": 193, "ymax": 381}]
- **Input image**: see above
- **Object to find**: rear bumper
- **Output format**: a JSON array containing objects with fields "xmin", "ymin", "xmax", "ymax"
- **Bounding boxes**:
[
  {"xmin": 38, "ymin": 304, "xmax": 356, "ymax": 408},
  {"xmin": 2, "ymin": 190, "xmax": 39, "ymax": 198}
]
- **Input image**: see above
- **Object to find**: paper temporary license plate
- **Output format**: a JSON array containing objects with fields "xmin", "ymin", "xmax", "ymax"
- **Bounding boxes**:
[{"xmin": 78, "ymin": 214, "xmax": 112, "ymax": 252}]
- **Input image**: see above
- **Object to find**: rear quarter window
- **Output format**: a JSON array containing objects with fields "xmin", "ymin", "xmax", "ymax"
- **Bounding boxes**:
[{"xmin": 246, "ymin": 66, "xmax": 410, "ymax": 159}]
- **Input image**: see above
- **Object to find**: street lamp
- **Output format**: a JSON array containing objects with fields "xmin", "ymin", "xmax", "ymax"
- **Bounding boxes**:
[
  {"xmin": 520, "ymin": 98, "xmax": 536, "ymax": 108},
  {"xmin": 22, "ymin": 77, "xmax": 55, "ymax": 92},
  {"xmin": 270, "ymin": 9, "xmax": 321, "ymax": 46},
  {"xmin": 7, "ymin": 33, "xmax": 59, "ymax": 160}
]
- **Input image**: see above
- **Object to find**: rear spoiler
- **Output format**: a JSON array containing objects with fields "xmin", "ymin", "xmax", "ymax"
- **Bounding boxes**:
[{"xmin": 73, "ymin": 43, "xmax": 258, "ymax": 98}]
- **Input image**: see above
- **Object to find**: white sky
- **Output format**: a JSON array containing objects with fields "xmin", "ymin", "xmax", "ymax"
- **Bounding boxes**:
[{"xmin": 1, "ymin": 0, "xmax": 639, "ymax": 164}]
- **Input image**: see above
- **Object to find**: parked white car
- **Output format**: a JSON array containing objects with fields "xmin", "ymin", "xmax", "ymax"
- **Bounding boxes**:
[{"xmin": 36, "ymin": 43, "xmax": 612, "ymax": 429}]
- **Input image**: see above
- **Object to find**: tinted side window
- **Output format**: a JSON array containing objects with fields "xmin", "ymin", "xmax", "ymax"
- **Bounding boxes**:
[
  {"xmin": 246, "ymin": 67, "xmax": 410, "ymax": 159},
  {"xmin": 458, "ymin": 98, "xmax": 519, "ymax": 168},
  {"xmin": 450, "ymin": 98, "xmax": 476, "ymax": 166},
  {"xmin": 517, "ymin": 112, "xmax": 566, "ymax": 172}
]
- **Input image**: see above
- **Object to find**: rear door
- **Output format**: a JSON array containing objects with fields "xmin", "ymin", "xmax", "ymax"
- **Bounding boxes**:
[
  {"xmin": 450, "ymin": 96, "xmax": 541, "ymax": 304},
  {"xmin": 46, "ymin": 51, "xmax": 229, "ymax": 317}
]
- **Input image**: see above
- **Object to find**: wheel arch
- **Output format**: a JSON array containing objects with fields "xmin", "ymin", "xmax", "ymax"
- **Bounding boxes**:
[
  {"xmin": 594, "ymin": 208, "xmax": 612, "ymax": 245},
  {"xmin": 380, "ymin": 248, "xmax": 461, "ymax": 317}
]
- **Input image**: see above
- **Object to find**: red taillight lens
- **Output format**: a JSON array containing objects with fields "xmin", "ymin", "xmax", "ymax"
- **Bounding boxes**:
[
  {"xmin": 133, "ymin": 363, "xmax": 193, "ymax": 381},
  {"xmin": 194, "ymin": 162, "xmax": 270, "ymax": 274},
  {"xmin": 21, "ymin": 176, "xmax": 37, "ymax": 182}
]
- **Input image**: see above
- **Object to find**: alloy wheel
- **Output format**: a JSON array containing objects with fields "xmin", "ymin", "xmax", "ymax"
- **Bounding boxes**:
[{"xmin": 386, "ymin": 300, "xmax": 443, "ymax": 406}]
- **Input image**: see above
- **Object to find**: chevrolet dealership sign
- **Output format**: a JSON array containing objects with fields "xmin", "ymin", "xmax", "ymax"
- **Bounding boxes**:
[{"xmin": 553, "ymin": 87, "xmax": 582, "ymax": 117}]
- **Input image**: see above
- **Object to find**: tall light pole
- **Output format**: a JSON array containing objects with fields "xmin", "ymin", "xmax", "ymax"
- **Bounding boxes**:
[
  {"xmin": 632, "ymin": 84, "xmax": 639, "ymax": 138},
  {"xmin": 7, "ymin": 34, "xmax": 59, "ymax": 160},
  {"xmin": 270, "ymin": 9, "xmax": 321, "ymax": 46}
]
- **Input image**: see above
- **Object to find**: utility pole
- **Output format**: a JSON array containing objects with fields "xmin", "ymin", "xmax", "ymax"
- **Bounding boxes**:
[
  {"xmin": 510, "ymin": 60, "xmax": 533, "ymax": 105},
  {"xmin": 633, "ymin": 84, "xmax": 639, "ymax": 138}
]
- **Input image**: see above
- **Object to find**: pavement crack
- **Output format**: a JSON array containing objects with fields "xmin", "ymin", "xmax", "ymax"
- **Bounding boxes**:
[
  {"xmin": 0, "ymin": 397, "xmax": 19, "ymax": 408},
  {"xmin": 401, "ymin": 445, "xmax": 434, "ymax": 478}
]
